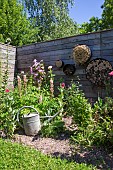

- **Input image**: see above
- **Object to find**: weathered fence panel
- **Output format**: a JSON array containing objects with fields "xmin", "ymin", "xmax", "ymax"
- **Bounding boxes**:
[
  {"xmin": 16, "ymin": 29, "xmax": 113, "ymax": 101},
  {"xmin": 0, "ymin": 43, "xmax": 16, "ymax": 87}
]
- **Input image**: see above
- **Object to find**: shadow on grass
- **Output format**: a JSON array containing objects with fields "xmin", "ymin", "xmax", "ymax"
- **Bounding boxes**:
[{"xmin": 52, "ymin": 145, "xmax": 113, "ymax": 170}]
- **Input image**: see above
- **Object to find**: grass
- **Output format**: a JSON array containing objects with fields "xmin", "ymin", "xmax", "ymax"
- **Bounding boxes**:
[{"xmin": 0, "ymin": 138, "xmax": 96, "ymax": 170}]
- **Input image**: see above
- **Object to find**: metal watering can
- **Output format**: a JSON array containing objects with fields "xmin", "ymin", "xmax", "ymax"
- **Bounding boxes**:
[{"xmin": 17, "ymin": 106, "xmax": 61, "ymax": 136}]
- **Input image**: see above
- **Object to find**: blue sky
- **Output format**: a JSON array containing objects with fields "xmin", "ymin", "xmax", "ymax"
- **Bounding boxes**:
[{"xmin": 69, "ymin": 0, "xmax": 104, "ymax": 24}]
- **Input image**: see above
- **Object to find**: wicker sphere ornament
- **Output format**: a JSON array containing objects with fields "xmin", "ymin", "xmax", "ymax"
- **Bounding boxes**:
[
  {"xmin": 86, "ymin": 59, "xmax": 113, "ymax": 87},
  {"xmin": 73, "ymin": 44, "xmax": 91, "ymax": 65}
]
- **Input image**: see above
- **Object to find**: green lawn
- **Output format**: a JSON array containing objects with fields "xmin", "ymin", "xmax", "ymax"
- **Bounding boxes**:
[{"xmin": 0, "ymin": 138, "xmax": 96, "ymax": 170}]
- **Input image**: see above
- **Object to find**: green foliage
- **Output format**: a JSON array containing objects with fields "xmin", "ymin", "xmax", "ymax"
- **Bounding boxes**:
[
  {"xmin": 79, "ymin": 0, "xmax": 113, "ymax": 33},
  {"xmin": 0, "ymin": 139, "xmax": 95, "ymax": 170},
  {"xmin": 0, "ymin": 90, "xmax": 16, "ymax": 137},
  {"xmin": 72, "ymin": 97, "xmax": 113, "ymax": 146},
  {"xmin": 21, "ymin": 0, "xmax": 78, "ymax": 41},
  {"xmin": 64, "ymin": 81, "xmax": 92, "ymax": 128},
  {"xmin": 101, "ymin": 0, "xmax": 113, "ymax": 29},
  {"xmin": 0, "ymin": 0, "xmax": 39, "ymax": 46},
  {"xmin": 41, "ymin": 119, "xmax": 65, "ymax": 138},
  {"xmin": 79, "ymin": 17, "xmax": 103, "ymax": 34}
]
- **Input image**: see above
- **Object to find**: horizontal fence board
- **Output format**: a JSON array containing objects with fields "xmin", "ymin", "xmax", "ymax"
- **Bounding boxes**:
[
  {"xmin": 101, "ymin": 49, "xmax": 113, "ymax": 56},
  {"xmin": 101, "ymin": 30, "xmax": 113, "ymax": 38},
  {"xmin": 17, "ymin": 32, "xmax": 100, "ymax": 53},
  {"xmin": 17, "ymin": 39, "xmax": 100, "ymax": 55},
  {"xmin": 17, "ymin": 49, "xmax": 101, "ymax": 62},
  {"xmin": 17, "ymin": 44, "xmax": 100, "ymax": 56}
]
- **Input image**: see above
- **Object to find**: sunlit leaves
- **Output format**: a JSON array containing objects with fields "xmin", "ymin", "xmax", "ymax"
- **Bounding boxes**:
[{"xmin": 0, "ymin": 0, "xmax": 39, "ymax": 46}]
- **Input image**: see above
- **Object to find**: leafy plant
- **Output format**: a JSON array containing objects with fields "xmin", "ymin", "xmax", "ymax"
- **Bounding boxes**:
[
  {"xmin": 64, "ymin": 81, "xmax": 92, "ymax": 128},
  {"xmin": 71, "ymin": 97, "xmax": 113, "ymax": 146},
  {"xmin": 41, "ymin": 118, "xmax": 65, "ymax": 138}
]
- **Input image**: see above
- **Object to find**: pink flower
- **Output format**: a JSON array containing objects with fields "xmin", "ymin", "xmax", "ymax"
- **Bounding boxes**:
[
  {"xmin": 5, "ymin": 89, "xmax": 10, "ymax": 93},
  {"xmin": 50, "ymin": 78, "xmax": 53, "ymax": 84},
  {"xmin": 61, "ymin": 83, "xmax": 65, "ymax": 88},
  {"xmin": 109, "ymin": 71, "xmax": 113, "ymax": 76},
  {"xmin": 30, "ymin": 67, "xmax": 33, "ymax": 74}
]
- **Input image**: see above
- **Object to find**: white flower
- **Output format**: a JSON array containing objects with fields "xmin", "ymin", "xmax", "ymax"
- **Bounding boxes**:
[
  {"xmin": 21, "ymin": 71, "xmax": 24, "ymax": 74},
  {"xmin": 6, "ymin": 38, "xmax": 11, "ymax": 44},
  {"xmin": 40, "ymin": 60, "xmax": 43, "ymax": 63},
  {"xmin": 48, "ymin": 66, "xmax": 52, "ymax": 70},
  {"xmin": 33, "ymin": 59, "xmax": 37, "ymax": 63}
]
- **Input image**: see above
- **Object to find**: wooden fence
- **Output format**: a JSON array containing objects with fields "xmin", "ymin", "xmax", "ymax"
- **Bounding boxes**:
[
  {"xmin": 0, "ymin": 43, "xmax": 16, "ymax": 87},
  {"xmin": 16, "ymin": 29, "xmax": 113, "ymax": 100}
]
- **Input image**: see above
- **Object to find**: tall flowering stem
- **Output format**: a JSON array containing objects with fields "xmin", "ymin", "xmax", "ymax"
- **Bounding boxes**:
[
  {"xmin": 50, "ymin": 78, "xmax": 54, "ymax": 97},
  {"xmin": 23, "ymin": 74, "xmax": 27, "ymax": 91},
  {"xmin": 48, "ymin": 66, "xmax": 55, "ymax": 97},
  {"xmin": 30, "ymin": 59, "xmax": 46, "ymax": 89},
  {"xmin": 17, "ymin": 76, "xmax": 22, "ymax": 97}
]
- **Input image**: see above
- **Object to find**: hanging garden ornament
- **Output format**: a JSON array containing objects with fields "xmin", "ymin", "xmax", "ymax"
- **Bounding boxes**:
[
  {"xmin": 73, "ymin": 44, "xmax": 91, "ymax": 65},
  {"xmin": 86, "ymin": 58, "xmax": 113, "ymax": 87},
  {"xmin": 55, "ymin": 60, "xmax": 64, "ymax": 68},
  {"xmin": 63, "ymin": 64, "xmax": 76, "ymax": 76}
]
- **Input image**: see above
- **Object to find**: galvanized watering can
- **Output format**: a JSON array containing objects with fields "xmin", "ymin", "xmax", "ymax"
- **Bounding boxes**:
[{"xmin": 17, "ymin": 106, "xmax": 61, "ymax": 136}]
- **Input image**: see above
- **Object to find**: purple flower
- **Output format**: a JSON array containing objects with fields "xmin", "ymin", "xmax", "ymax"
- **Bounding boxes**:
[
  {"xmin": 38, "ymin": 69, "xmax": 44, "ymax": 73},
  {"xmin": 34, "ymin": 73, "xmax": 38, "ymax": 77}
]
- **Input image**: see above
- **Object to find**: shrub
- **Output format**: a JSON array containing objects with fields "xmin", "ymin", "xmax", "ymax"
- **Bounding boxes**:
[
  {"xmin": 64, "ymin": 81, "xmax": 92, "ymax": 128},
  {"xmin": 71, "ymin": 97, "xmax": 113, "ymax": 146}
]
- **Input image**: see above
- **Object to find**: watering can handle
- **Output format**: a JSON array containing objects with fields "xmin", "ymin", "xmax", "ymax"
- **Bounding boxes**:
[{"xmin": 16, "ymin": 106, "xmax": 39, "ymax": 128}]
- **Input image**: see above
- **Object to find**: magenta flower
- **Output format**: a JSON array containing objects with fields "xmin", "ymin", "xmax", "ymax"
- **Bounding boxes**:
[
  {"xmin": 61, "ymin": 83, "xmax": 65, "ymax": 88},
  {"xmin": 5, "ymin": 89, "xmax": 10, "ymax": 93},
  {"xmin": 109, "ymin": 71, "xmax": 113, "ymax": 76}
]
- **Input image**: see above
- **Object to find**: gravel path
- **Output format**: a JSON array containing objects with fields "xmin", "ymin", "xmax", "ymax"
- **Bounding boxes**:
[{"xmin": 12, "ymin": 131, "xmax": 113, "ymax": 170}]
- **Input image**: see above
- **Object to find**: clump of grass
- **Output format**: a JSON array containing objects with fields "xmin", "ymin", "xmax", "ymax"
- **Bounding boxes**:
[{"xmin": 0, "ymin": 139, "xmax": 96, "ymax": 170}]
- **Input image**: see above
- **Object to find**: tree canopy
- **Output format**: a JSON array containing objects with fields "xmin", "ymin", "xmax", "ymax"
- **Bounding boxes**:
[
  {"xmin": 2, "ymin": 0, "xmax": 112, "ymax": 46},
  {"xmin": 101, "ymin": 0, "xmax": 113, "ymax": 29},
  {"xmin": 21, "ymin": 0, "xmax": 77, "ymax": 41},
  {"xmin": 0, "ymin": 0, "xmax": 39, "ymax": 46},
  {"xmin": 79, "ymin": 0, "xmax": 113, "ymax": 34}
]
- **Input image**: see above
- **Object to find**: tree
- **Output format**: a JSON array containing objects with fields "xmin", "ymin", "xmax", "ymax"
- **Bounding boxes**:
[
  {"xmin": 21, "ymin": 0, "xmax": 78, "ymax": 41},
  {"xmin": 101, "ymin": 0, "xmax": 113, "ymax": 29},
  {"xmin": 0, "ymin": 0, "xmax": 39, "ymax": 46},
  {"xmin": 79, "ymin": 17, "xmax": 103, "ymax": 34},
  {"xmin": 79, "ymin": 0, "xmax": 113, "ymax": 34}
]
